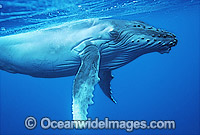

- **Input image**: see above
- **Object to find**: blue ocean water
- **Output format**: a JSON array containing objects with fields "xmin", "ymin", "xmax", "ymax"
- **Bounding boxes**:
[{"xmin": 0, "ymin": 0, "xmax": 200, "ymax": 135}]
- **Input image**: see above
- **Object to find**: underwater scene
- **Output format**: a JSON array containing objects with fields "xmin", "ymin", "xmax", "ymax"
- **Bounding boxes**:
[{"xmin": 0, "ymin": 0, "xmax": 200, "ymax": 134}]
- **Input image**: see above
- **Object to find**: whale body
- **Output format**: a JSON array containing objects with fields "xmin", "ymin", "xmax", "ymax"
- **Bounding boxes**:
[{"xmin": 0, "ymin": 18, "xmax": 178, "ymax": 120}]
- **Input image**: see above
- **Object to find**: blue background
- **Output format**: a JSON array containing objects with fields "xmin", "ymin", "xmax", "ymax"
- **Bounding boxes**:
[{"xmin": 0, "ymin": 1, "xmax": 200, "ymax": 135}]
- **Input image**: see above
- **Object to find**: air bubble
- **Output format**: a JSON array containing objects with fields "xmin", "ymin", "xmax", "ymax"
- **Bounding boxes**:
[{"xmin": 1, "ymin": 27, "xmax": 5, "ymax": 31}]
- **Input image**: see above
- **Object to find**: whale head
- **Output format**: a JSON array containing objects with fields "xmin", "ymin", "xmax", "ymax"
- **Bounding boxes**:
[
  {"xmin": 100, "ymin": 20, "xmax": 178, "ymax": 70},
  {"xmin": 109, "ymin": 20, "xmax": 178, "ymax": 54}
]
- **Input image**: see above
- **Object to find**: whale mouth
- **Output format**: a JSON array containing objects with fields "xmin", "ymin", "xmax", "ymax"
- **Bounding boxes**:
[{"xmin": 159, "ymin": 37, "xmax": 178, "ymax": 54}]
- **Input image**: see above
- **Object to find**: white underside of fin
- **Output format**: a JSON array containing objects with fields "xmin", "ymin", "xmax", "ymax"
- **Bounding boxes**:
[{"xmin": 72, "ymin": 43, "xmax": 100, "ymax": 120}]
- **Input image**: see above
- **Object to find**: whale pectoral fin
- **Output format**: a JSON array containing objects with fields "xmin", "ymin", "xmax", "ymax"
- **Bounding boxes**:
[
  {"xmin": 99, "ymin": 70, "xmax": 117, "ymax": 104},
  {"xmin": 72, "ymin": 43, "xmax": 100, "ymax": 120}
]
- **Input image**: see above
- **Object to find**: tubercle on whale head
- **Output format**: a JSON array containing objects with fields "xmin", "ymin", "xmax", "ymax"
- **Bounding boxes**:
[{"xmin": 109, "ymin": 20, "xmax": 178, "ymax": 54}]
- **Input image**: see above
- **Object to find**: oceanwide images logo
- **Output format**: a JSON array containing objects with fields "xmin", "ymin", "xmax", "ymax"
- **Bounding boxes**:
[{"xmin": 24, "ymin": 116, "xmax": 176, "ymax": 132}]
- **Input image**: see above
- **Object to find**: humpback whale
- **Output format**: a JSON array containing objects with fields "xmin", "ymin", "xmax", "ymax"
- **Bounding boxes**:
[{"xmin": 0, "ymin": 18, "xmax": 177, "ymax": 120}]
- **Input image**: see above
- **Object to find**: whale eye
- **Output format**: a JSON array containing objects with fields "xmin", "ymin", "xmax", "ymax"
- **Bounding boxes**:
[
  {"xmin": 137, "ymin": 25, "xmax": 141, "ymax": 27},
  {"xmin": 133, "ymin": 25, "xmax": 136, "ymax": 27},
  {"xmin": 109, "ymin": 30, "xmax": 119, "ymax": 37}
]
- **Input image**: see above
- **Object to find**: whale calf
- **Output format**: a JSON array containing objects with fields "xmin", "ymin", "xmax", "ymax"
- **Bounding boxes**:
[{"xmin": 0, "ymin": 18, "xmax": 177, "ymax": 120}]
